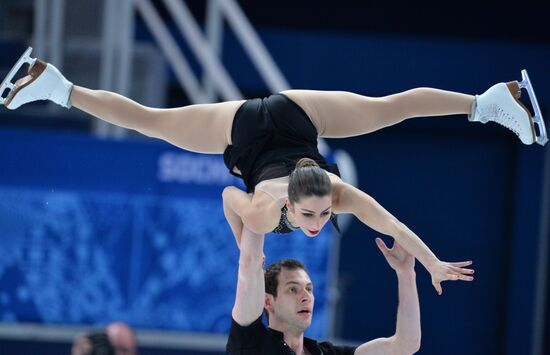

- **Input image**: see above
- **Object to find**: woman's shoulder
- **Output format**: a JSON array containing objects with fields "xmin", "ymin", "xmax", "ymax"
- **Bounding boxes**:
[
  {"xmin": 330, "ymin": 178, "xmax": 353, "ymax": 213},
  {"xmin": 326, "ymin": 170, "xmax": 343, "ymax": 183},
  {"xmin": 256, "ymin": 175, "xmax": 289, "ymax": 185},
  {"xmin": 249, "ymin": 189, "xmax": 286, "ymax": 233},
  {"xmin": 254, "ymin": 176, "xmax": 289, "ymax": 200}
]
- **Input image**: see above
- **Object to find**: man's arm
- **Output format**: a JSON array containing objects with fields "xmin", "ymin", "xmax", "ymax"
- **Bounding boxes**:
[
  {"xmin": 231, "ymin": 226, "xmax": 265, "ymax": 326},
  {"xmin": 354, "ymin": 238, "xmax": 421, "ymax": 355}
]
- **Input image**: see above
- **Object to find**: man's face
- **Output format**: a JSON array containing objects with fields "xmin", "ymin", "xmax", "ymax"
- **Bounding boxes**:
[{"xmin": 266, "ymin": 268, "xmax": 315, "ymax": 331}]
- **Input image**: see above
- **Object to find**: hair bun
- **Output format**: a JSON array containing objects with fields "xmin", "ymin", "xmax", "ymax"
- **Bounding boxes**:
[{"xmin": 295, "ymin": 158, "xmax": 319, "ymax": 169}]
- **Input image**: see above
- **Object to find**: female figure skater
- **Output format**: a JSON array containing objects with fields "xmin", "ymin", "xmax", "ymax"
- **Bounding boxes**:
[{"xmin": 2, "ymin": 48, "xmax": 543, "ymax": 294}]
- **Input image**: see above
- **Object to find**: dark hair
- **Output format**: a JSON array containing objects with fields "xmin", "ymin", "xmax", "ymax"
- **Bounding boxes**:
[
  {"xmin": 265, "ymin": 259, "xmax": 308, "ymax": 297},
  {"xmin": 85, "ymin": 332, "xmax": 115, "ymax": 355},
  {"xmin": 288, "ymin": 158, "xmax": 331, "ymax": 204}
]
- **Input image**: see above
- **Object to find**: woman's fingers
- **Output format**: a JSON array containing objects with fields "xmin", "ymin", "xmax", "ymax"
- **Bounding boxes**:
[
  {"xmin": 450, "ymin": 266, "xmax": 475, "ymax": 275},
  {"xmin": 446, "ymin": 273, "xmax": 474, "ymax": 281},
  {"xmin": 432, "ymin": 260, "xmax": 475, "ymax": 295},
  {"xmin": 432, "ymin": 281, "xmax": 443, "ymax": 296},
  {"xmin": 449, "ymin": 261, "xmax": 473, "ymax": 267}
]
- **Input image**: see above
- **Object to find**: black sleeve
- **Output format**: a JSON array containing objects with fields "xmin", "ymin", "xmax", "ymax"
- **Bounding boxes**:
[
  {"xmin": 319, "ymin": 341, "xmax": 357, "ymax": 355},
  {"xmin": 226, "ymin": 315, "xmax": 266, "ymax": 354}
]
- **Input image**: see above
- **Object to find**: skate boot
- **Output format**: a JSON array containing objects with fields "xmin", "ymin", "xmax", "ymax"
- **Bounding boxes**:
[
  {"xmin": 0, "ymin": 47, "xmax": 73, "ymax": 110},
  {"xmin": 469, "ymin": 70, "xmax": 548, "ymax": 146}
]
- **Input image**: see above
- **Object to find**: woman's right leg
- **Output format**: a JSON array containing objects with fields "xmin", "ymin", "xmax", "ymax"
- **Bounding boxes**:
[
  {"xmin": 71, "ymin": 86, "xmax": 245, "ymax": 153},
  {"xmin": 3, "ymin": 53, "xmax": 245, "ymax": 154}
]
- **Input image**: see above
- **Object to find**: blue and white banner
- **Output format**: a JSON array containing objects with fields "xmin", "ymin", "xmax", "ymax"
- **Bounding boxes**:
[{"xmin": 0, "ymin": 129, "xmax": 335, "ymax": 339}]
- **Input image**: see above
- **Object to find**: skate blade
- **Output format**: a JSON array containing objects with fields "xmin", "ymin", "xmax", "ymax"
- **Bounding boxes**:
[
  {"xmin": 0, "ymin": 47, "xmax": 36, "ymax": 106},
  {"xmin": 519, "ymin": 69, "xmax": 548, "ymax": 146}
]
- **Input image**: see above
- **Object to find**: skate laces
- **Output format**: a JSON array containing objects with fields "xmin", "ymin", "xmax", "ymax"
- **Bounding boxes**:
[
  {"xmin": 479, "ymin": 104, "xmax": 522, "ymax": 137},
  {"xmin": 20, "ymin": 67, "xmax": 58, "ymax": 101}
]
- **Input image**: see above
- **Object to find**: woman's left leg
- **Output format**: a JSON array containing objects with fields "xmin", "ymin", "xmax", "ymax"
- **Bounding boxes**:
[{"xmin": 281, "ymin": 88, "xmax": 473, "ymax": 138}]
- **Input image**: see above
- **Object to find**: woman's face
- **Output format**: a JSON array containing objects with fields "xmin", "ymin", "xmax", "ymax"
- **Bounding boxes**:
[{"xmin": 288, "ymin": 195, "xmax": 332, "ymax": 237}]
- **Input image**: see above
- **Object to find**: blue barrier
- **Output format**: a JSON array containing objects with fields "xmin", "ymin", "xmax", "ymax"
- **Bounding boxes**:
[{"xmin": 0, "ymin": 129, "xmax": 337, "ymax": 339}]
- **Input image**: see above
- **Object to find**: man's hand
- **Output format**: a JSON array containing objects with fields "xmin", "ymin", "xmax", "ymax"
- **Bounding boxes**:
[
  {"xmin": 354, "ymin": 238, "xmax": 421, "ymax": 354},
  {"xmin": 375, "ymin": 237, "xmax": 415, "ymax": 273}
]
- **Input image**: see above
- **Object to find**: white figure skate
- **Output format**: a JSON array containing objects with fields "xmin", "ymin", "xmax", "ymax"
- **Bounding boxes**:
[
  {"xmin": 469, "ymin": 70, "xmax": 547, "ymax": 146},
  {"xmin": 0, "ymin": 47, "xmax": 73, "ymax": 110}
]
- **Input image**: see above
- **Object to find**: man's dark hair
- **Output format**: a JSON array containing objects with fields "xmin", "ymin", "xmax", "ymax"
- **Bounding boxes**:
[{"xmin": 264, "ymin": 259, "xmax": 308, "ymax": 297}]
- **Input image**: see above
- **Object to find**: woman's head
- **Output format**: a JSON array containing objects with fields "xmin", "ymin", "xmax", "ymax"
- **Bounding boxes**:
[
  {"xmin": 288, "ymin": 158, "xmax": 332, "ymax": 203},
  {"xmin": 287, "ymin": 158, "xmax": 332, "ymax": 237}
]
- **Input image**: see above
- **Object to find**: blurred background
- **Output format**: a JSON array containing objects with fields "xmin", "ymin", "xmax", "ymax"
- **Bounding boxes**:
[{"xmin": 0, "ymin": 0, "xmax": 549, "ymax": 354}]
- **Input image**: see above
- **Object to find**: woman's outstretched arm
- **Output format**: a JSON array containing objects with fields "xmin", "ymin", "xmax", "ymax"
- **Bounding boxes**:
[{"xmin": 333, "ymin": 182, "xmax": 474, "ymax": 295}]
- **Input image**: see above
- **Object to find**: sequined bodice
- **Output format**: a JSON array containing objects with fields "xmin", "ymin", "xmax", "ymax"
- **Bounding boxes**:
[{"xmin": 272, "ymin": 205, "xmax": 298, "ymax": 234}]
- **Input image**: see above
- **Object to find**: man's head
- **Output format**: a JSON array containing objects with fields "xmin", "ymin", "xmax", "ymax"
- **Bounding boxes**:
[
  {"xmin": 264, "ymin": 259, "xmax": 314, "ymax": 332},
  {"xmin": 72, "ymin": 322, "xmax": 137, "ymax": 355},
  {"xmin": 71, "ymin": 332, "xmax": 114, "ymax": 355},
  {"xmin": 105, "ymin": 322, "xmax": 137, "ymax": 355}
]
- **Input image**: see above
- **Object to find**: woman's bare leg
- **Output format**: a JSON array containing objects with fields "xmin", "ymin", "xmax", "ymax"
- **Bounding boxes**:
[
  {"xmin": 71, "ymin": 86, "xmax": 245, "ymax": 153},
  {"xmin": 281, "ymin": 88, "xmax": 473, "ymax": 138}
]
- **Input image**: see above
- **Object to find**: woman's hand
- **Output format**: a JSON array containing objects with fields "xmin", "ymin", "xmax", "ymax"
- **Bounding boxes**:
[
  {"xmin": 335, "ymin": 183, "xmax": 475, "ymax": 295},
  {"xmin": 428, "ymin": 260, "xmax": 474, "ymax": 295}
]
